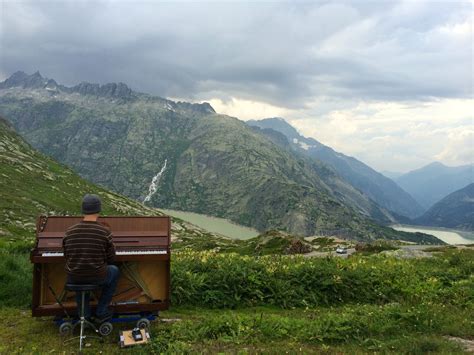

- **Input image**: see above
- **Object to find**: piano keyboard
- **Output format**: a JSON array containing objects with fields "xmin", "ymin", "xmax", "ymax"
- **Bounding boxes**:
[
  {"xmin": 41, "ymin": 250, "xmax": 167, "ymax": 257},
  {"xmin": 41, "ymin": 252, "xmax": 64, "ymax": 257},
  {"xmin": 117, "ymin": 250, "xmax": 167, "ymax": 255}
]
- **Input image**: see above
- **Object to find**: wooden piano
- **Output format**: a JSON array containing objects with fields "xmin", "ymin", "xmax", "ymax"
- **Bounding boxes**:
[{"xmin": 30, "ymin": 216, "xmax": 171, "ymax": 317}]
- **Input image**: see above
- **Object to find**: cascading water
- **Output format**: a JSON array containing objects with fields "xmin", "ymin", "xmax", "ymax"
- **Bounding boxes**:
[{"xmin": 143, "ymin": 159, "xmax": 168, "ymax": 203}]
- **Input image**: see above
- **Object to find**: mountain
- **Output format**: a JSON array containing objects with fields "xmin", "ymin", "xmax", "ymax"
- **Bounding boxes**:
[
  {"xmin": 247, "ymin": 118, "xmax": 424, "ymax": 218},
  {"xmin": 0, "ymin": 71, "xmax": 441, "ymax": 243},
  {"xmin": 381, "ymin": 171, "xmax": 403, "ymax": 180},
  {"xmin": 249, "ymin": 125, "xmax": 397, "ymax": 225},
  {"xmin": 415, "ymin": 183, "xmax": 474, "ymax": 230},
  {"xmin": 0, "ymin": 115, "xmax": 222, "ymax": 245},
  {"xmin": 396, "ymin": 162, "xmax": 474, "ymax": 210}
]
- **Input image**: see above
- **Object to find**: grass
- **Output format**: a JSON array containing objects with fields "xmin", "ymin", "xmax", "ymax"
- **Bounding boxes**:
[
  {"xmin": 0, "ymin": 304, "xmax": 469, "ymax": 354},
  {"xmin": 0, "ymin": 243, "xmax": 472, "ymax": 353},
  {"xmin": 0, "ymin": 252, "xmax": 31, "ymax": 308}
]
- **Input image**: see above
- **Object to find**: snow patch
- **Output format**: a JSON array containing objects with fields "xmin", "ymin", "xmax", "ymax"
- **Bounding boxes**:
[{"xmin": 298, "ymin": 141, "xmax": 311, "ymax": 151}]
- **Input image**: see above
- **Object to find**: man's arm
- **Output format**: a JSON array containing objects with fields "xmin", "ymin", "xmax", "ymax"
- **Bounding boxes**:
[
  {"xmin": 105, "ymin": 232, "xmax": 115, "ymax": 264},
  {"xmin": 62, "ymin": 234, "xmax": 68, "ymax": 259}
]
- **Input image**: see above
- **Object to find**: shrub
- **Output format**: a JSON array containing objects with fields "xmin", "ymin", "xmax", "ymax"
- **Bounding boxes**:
[{"xmin": 171, "ymin": 249, "xmax": 474, "ymax": 308}]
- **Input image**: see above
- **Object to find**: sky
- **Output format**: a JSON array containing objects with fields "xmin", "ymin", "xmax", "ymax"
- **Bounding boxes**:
[{"xmin": 0, "ymin": 0, "xmax": 472, "ymax": 173}]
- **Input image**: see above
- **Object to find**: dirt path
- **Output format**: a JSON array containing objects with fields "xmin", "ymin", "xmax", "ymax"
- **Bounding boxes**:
[
  {"xmin": 446, "ymin": 336, "xmax": 474, "ymax": 353},
  {"xmin": 304, "ymin": 248, "xmax": 356, "ymax": 258}
]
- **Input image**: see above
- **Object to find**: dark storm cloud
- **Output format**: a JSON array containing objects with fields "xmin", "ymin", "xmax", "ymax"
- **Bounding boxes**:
[{"xmin": 0, "ymin": 0, "xmax": 471, "ymax": 107}]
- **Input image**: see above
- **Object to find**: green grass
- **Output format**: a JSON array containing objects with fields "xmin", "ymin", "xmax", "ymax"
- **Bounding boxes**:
[
  {"xmin": 0, "ymin": 304, "xmax": 469, "ymax": 354},
  {"xmin": 0, "ymin": 246, "xmax": 472, "ymax": 353},
  {"xmin": 0, "ymin": 251, "xmax": 31, "ymax": 308}
]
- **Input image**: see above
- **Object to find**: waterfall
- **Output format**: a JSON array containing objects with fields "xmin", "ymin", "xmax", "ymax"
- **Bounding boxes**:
[{"xmin": 143, "ymin": 159, "xmax": 168, "ymax": 204}]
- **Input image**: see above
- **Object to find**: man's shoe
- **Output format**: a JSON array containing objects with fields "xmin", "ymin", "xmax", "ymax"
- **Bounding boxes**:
[{"xmin": 94, "ymin": 311, "xmax": 113, "ymax": 323}]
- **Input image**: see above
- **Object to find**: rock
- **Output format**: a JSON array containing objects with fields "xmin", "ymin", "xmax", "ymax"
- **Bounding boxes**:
[{"xmin": 381, "ymin": 249, "xmax": 432, "ymax": 259}]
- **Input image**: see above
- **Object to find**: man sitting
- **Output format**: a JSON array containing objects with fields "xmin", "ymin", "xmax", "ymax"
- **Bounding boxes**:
[{"xmin": 62, "ymin": 194, "xmax": 119, "ymax": 322}]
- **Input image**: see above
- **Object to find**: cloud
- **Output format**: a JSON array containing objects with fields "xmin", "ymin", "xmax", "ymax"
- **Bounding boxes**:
[
  {"xmin": 0, "ymin": 0, "xmax": 472, "ymax": 171},
  {"xmin": 435, "ymin": 127, "xmax": 474, "ymax": 166},
  {"xmin": 1, "ymin": 0, "xmax": 471, "ymax": 105},
  {"xmin": 204, "ymin": 97, "xmax": 291, "ymax": 121},
  {"xmin": 290, "ymin": 98, "xmax": 474, "ymax": 172}
]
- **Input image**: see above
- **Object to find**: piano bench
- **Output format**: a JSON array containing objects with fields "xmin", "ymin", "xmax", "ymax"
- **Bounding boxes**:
[{"xmin": 63, "ymin": 283, "xmax": 104, "ymax": 352}]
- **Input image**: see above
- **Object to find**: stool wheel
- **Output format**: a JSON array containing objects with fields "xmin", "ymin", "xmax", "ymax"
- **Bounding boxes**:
[
  {"xmin": 136, "ymin": 318, "xmax": 150, "ymax": 329},
  {"xmin": 59, "ymin": 321, "xmax": 73, "ymax": 336},
  {"xmin": 99, "ymin": 322, "xmax": 113, "ymax": 336}
]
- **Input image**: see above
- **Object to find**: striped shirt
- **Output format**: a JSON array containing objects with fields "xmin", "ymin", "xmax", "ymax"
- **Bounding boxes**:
[{"xmin": 62, "ymin": 221, "xmax": 115, "ymax": 282}]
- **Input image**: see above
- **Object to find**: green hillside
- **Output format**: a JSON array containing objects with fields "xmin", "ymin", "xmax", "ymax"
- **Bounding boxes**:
[
  {"xmin": 0, "ymin": 117, "xmax": 225, "ymax": 247},
  {"xmin": 0, "ymin": 72, "xmax": 442, "ymax": 243}
]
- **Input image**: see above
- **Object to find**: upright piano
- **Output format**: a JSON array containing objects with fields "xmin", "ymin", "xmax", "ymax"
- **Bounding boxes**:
[{"xmin": 30, "ymin": 216, "xmax": 171, "ymax": 317}]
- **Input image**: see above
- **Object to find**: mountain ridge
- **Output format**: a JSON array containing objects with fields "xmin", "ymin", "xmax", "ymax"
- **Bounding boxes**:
[
  {"xmin": 415, "ymin": 183, "xmax": 474, "ymax": 230},
  {"xmin": 247, "ymin": 117, "xmax": 424, "ymax": 218},
  {"xmin": 396, "ymin": 162, "xmax": 474, "ymax": 210},
  {"xmin": 0, "ymin": 71, "xmax": 442, "ymax": 243},
  {"xmin": 0, "ymin": 71, "xmax": 215, "ymax": 113}
]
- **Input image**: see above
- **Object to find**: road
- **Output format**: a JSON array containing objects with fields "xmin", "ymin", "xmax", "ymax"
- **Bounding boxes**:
[{"xmin": 304, "ymin": 244, "xmax": 450, "ymax": 258}]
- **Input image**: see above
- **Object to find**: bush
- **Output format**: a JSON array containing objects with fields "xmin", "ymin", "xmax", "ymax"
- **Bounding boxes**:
[
  {"xmin": 1, "ymin": 247, "xmax": 472, "ymax": 310},
  {"xmin": 355, "ymin": 240, "xmax": 398, "ymax": 254},
  {"xmin": 0, "ymin": 251, "xmax": 32, "ymax": 307},
  {"xmin": 171, "ymin": 249, "xmax": 474, "ymax": 308}
]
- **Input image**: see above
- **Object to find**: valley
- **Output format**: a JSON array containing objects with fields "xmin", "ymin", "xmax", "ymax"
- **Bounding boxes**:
[{"xmin": 0, "ymin": 71, "xmax": 443, "ymax": 244}]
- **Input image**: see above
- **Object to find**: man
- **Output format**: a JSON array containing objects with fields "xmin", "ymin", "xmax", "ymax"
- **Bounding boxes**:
[{"xmin": 63, "ymin": 194, "xmax": 119, "ymax": 321}]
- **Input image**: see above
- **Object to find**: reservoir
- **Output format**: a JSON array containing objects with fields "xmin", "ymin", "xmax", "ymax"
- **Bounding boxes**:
[
  {"xmin": 392, "ymin": 224, "xmax": 474, "ymax": 245},
  {"xmin": 159, "ymin": 209, "xmax": 259, "ymax": 240}
]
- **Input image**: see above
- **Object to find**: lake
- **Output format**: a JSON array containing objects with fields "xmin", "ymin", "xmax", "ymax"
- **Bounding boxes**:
[
  {"xmin": 159, "ymin": 209, "xmax": 259, "ymax": 240},
  {"xmin": 391, "ymin": 224, "xmax": 474, "ymax": 245}
]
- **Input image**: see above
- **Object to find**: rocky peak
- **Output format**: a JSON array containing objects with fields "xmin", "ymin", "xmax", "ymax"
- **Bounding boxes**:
[
  {"xmin": 70, "ymin": 81, "xmax": 133, "ymax": 99},
  {"xmin": 248, "ymin": 117, "xmax": 303, "ymax": 142},
  {"xmin": 0, "ymin": 71, "xmax": 135, "ymax": 100},
  {"xmin": 0, "ymin": 70, "xmax": 47, "ymax": 89},
  {"xmin": 175, "ymin": 101, "xmax": 215, "ymax": 114}
]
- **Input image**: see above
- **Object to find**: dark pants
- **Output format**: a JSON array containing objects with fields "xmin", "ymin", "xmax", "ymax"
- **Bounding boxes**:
[{"xmin": 68, "ymin": 265, "xmax": 120, "ymax": 318}]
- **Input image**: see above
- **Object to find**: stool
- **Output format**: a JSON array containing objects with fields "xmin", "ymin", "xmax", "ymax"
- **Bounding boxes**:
[{"xmin": 63, "ymin": 283, "xmax": 102, "ymax": 352}]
